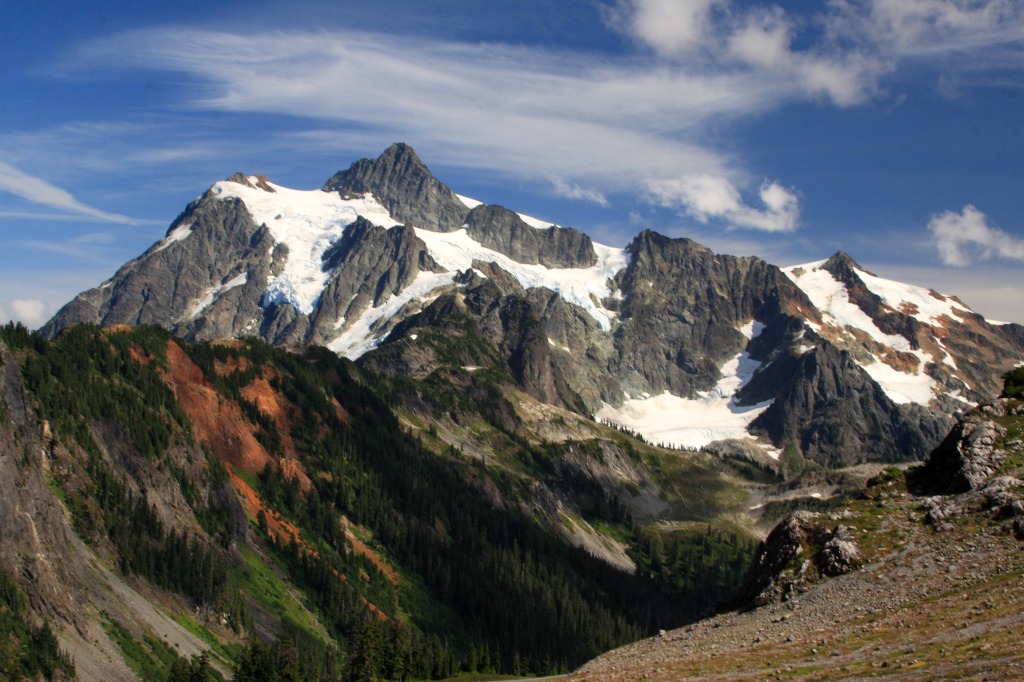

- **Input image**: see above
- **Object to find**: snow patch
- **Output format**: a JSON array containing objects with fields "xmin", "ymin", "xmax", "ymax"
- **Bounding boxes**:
[
  {"xmin": 784, "ymin": 261, "xmax": 945, "ymax": 406},
  {"xmin": 782, "ymin": 261, "xmax": 912, "ymax": 350},
  {"xmin": 456, "ymin": 194, "xmax": 483, "ymax": 210},
  {"xmin": 154, "ymin": 222, "xmax": 193, "ymax": 253},
  {"xmin": 860, "ymin": 350, "xmax": 936, "ymax": 405},
  {"xmin": 189, "ymin": 272, "xmax": 248, "ymax": 319},
  {"xmin": 548, "ymin": 338, "xmax": 571, "ymax": 353},
  {"xmin": 213, "ymin": 178, "xmax": 399, "ymax": 315},
  {"xmin": 595, "ymin": 321, "xmax": 772, "ymax": 450},
  {"xmin": 517, "ymin": 212, "xmax": 557, "ymax": 230},
  {"xmin": 855, "ymin": 268, "xmax": 973, "ymax": 325},
  {"xmin": 326, "ymin": 270, "xmax": 453, "ymax": 359},
  {"xmin": 935, "ymin": 337, "xmax": 958, "ymax": 370},
  {"xmin": 416, "ymin": 227, "xmax": 628, "ymax": 331}
]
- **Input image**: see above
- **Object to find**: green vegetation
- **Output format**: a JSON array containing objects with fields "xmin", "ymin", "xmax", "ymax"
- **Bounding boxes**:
[
  {"xmin": 0, "ymin": 324, "xmax": 249, "ymax": 628},
  {"xmin": 0, "ymin": 567, "xmax": 74, "ymax": 680},
  {"xmin": 0, "ymin": 324, "xmax": 760, "ymax": 680},
  {"xmin": 103, "ymin": 615, "xmax": 185, "ymax": 681},
  {"xmin": 630, "ymin": 525, "xmax": 757, "ymax": 609},
  {"xmin": 1002, "ymin": 367, "xmax": 1024, "ymax": 399}
]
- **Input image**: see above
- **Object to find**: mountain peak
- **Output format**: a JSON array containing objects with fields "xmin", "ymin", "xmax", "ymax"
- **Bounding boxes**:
[
  {"xmin": 823, "ymin": 251, "xmax": 862, "ymax": 272},
  {"xmin": 321, "ymin": 143, "xmax": 468, "ymax": 232}
]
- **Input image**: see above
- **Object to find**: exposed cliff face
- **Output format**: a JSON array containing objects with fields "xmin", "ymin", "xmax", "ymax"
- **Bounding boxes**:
[
  {"xmin": 322, "ymin": 142, "xmax": 469, "ymax": 232},
  {"xmin": 464, "ymin": 204, "xmax": 598, "ymax": 268},
  {"xmin": 909, "ymin": 398, "xmax": 1024, "ymax": 494},
  {"xmin": 611, "ymin": 230, "xmax": 796, "ymax": 399},
  {"xmin": 307, "ymin": 218, "xmax": 443, "ymax": 346},
  {"xmin": 43, "ymin": 193, "xmax": 275, "ymax": 342},
  {"xmin": 0, "ymin": 341, "xmax": 234, "ymax": 681},
  {"xmin": 741, "ymin": 338, "xmax": 950, "ymax": 466}
]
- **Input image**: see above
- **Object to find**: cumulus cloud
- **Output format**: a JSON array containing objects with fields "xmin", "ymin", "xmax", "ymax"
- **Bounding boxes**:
[
  {"xmin": 608, "ymin": 0, "xmax": 1024, "ymax": 106},
  {"xmin": 0, "ymin": 299, "xmax": 49, "ymax": 328},
  {"xmin": 9, "ymin": 299, "xmax": 49, "ymax": 329},
  {"xmin": 647, "ymin": 175, "xmax": 799, "ymax": 232},
  {"xmin": 929, "ymin": 204, "xmax": 1024, "ymax": 266},
  {"xmin": 0, "ymin": 160, "xmax": 135, "ymax": 224},
  {"xmin": 605, "ymin": 0, "xmax": 719, "ymax": 56}
]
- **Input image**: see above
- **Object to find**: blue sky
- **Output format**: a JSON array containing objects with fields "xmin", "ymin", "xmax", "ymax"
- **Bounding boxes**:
[{"xmin": 2, "ymin": 0, "xmax": 1023, "ymax": 327}]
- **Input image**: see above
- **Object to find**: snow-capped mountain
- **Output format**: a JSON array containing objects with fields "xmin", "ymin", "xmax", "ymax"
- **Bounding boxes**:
[{"xmin": 43, "ymin": 144, "xmax": 1024, "ymax": 466}]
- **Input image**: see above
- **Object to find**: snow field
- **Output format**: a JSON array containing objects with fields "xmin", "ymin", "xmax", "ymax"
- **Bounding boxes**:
[
  {"xmin": 213, "ymin": 178, "xmax": 399, "ymax": 315},
  {"xmin": 416, "ymin": 228, "xmax": 628, "ymax": 331},
  {"xmin": 595, "ymin": 321, "xmax": 774, "ymax": 451},
  {"xmin": 783, "ymin": 261, "xmax": 939, "ymax": 406}
]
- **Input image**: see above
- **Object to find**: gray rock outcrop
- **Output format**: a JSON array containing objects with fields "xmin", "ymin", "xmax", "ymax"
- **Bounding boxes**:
[
  {"xmin": 737, "ymin": 512, "xmax": 861, "ymax": 607},
  {"xmin": 308, "ymin": 217, "xmax": 443, "ymax": 345},
  {"xmin": 43, "ymin": 190, "xmax": 276, "ymax": 342},
  {"xmin": 463, "ymin": 204, "xmax": 597, "ymax": 268},
  {"xmin": 322, "ymin": 142, "xmax": 469, "ymax": 232},
  {"xmin": 911, "ymin": 400, "xmax": 1014, "ymax": 494}
]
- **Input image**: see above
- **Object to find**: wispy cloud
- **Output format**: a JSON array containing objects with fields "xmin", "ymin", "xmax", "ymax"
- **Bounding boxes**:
[
  {"xmin": 929, "ymin": 204, "xmax": 1024, "ymax": 266},
  {"xmin": 550, "ymin": 178, "xmax": 609, "ymax": 207},
  {"xmin": 57, "ymin": 1, "xmax": 1024, "ymax": 235},
  {"xmin": 0, "ymin": 160, "xmax": 137, "ymax": 224}
]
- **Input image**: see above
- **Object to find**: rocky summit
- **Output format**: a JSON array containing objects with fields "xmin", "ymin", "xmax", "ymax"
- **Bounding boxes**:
[{"xmin": 43, "ymin": 143, "xmax": 1024, "ymax": 468}]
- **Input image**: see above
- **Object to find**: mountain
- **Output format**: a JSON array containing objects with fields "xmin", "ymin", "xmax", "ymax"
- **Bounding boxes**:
[
  {"xmin": 0, "ymin": 323, "xmax": 760, "ymax": 680},
  {"xmin": 571, "ymin": 378, "xmax": 1024, "ymax": 680},
  {"xmin": 15, "ymin": 144, "xmax": 1024, "ymax": 680},
  {"xmin": 43, "ymin": 143, "xmax": 1024, "ymax": 468}
]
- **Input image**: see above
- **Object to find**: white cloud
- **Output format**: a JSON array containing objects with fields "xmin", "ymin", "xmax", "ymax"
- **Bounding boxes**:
[
  {"xmin": 55, "ymin": 3, "xmax": 1024, "ymax": 231},
  {"xmin": 9, "ymin": 299, "xmax": 48, "ymax": 329},
  {"xmin": 647, "ymin": 175, "xmax": 799, "ymax": 233},
  {"xmin": 863, "ymin": 0, "xmax": 1024, "ymax": 55},
  {"xmin": 727, "ymin": 8, "xmax": 792, "ymax": 68},
  {"xmin": 550, "ymin": 178, "xmax": 609, "ymax": 207},
  {"xmin": 0, "ymin": 299, "xmax": 49, "ymax": 329},
  {"xmin": 0, "ymin": 160, "xmax": 136, "ymax": 224},
  {"xmin": 928, "ymin": 204, "xmax": 1024, "ymax": 266},
  {"xmin": 606, "ymin": 0, "xmax": 719, "ymax": 56}
]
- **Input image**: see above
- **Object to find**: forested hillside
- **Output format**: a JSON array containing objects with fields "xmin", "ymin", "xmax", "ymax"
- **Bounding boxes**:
[{"xmin": 0, "ymin": 323, "xmax": 757, "ymax": 680}]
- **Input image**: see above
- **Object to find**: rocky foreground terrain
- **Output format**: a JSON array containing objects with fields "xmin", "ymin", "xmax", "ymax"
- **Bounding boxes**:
[{"xmin": 571, "ymin": 395, "xmax": 1024, "ymax": 681}]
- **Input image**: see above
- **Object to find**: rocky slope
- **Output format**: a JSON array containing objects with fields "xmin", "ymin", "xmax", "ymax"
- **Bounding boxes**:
[
  {"xmin": 0, "ymin": 337, "xmax": 237, "ymax": 681},
  {"xmin": 1, "ymin": 323, "xmax": 770, "ymax": 680},
  {"xmin": 571, "ymin": 391, "xmax": 1024, "ymax": 680},
  {"xmin": 42, "ymin": 144, "xmax": 1024, "ymax": 468}
]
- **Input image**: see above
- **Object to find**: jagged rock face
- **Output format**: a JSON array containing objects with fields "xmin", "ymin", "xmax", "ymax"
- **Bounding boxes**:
[
  {"xmin": 464, "ymin": 204, "xmax": 598, "ymax": 268},
  {"xmin": 822, "ymin": 253, "xmax": 922, "ymax": 344},
  {"xmin": 610, "ymin": 230, "xmax": 795, "ymax": 398},
  {"xmin": 307, "ymin": 218, "xmax": 442, "ymax": 346},
  {"xmin": 742, "ymin": 339, "xmax": 950, "ymax": 466},
  {"xmin": 40, "ymin": 143, "xmax": 1024, "ymax": 467},
  {"xmin": 911, "ymin": 399, "xmax": 1023, "ymax": 494},
  {"xmin": 0, "ymin": 343, "xmax": 84, "ymax": 628},
  {"xmin": 43, "ymin": 193, "xmax": 275, "ymax": 342},
  {"xmin": 322, "ymin": 142, "xmax": 469, "ymax": 232},
  {"xmin": 819, "ymin": 525, "xmax": 861, "ymax": 577},
  {"xmin": 737, "ymin": 512, "xmax": 861, "ymax": 607}
]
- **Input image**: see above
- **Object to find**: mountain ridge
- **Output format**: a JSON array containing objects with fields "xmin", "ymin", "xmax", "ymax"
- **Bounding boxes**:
[{"xmin": 41, "ymin": 144, "xmax": 1024, "ymax": 467}]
